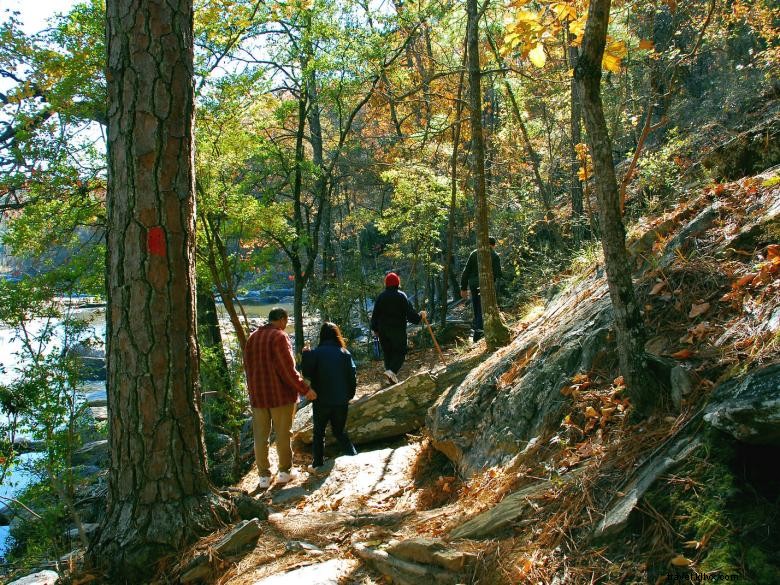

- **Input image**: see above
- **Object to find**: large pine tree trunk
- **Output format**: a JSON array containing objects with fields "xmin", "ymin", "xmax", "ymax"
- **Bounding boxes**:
[
  {"xmin": 93, "ymin": 0, "xmax": 231, "ymax": 576},
  {"xmin": 575, "ymin": 0, "xmax": 660, "ymax": 415},
  {"xmin": 466, "ymin": 0, "xmax": 510, "ymax": 350}
]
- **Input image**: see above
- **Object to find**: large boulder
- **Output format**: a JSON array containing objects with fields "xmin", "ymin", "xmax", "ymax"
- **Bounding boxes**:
[
  {"xmin": 292, "ymin": 357, "xmax": 478, "ymax": 448},
  {"xmin": 703, "ymin": 363, "xmax": 780, "ymax": 445},
  {"xmin": 427, "ymin": 274, "xmax": 617, "ymax": 476},
  {"xmin": 6, "ymin": 571, "xmax": 59, "ymax": 585}
]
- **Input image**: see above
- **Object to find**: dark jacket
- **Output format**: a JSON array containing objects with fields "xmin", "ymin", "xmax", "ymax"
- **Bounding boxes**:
[
  {"xmin": 370, "ymin": 286, "xmax": 422, "ymax": 341},
  {"xmin": 301, "ymin": 339, "xmax": 357, "ymax": 405},
  {"xmin": 460, "ymin": 248, "xmax": 502, "ymax": 291}
]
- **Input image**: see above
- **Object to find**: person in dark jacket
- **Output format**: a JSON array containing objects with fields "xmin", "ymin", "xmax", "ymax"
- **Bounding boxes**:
[
  {"xmin": 301, "ymin": 322, "xmax": 358, "ymax": 471},
  {"xmin": 370, "ymin": 272, "xmax": 425, "ymax": 385},
  {"xmin": 460, "ymin": 236, "xmax": 503, "ymax": 342}
]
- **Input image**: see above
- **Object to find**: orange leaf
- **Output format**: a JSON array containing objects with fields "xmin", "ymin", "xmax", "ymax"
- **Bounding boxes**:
[
  {"xmin": 639, "ymin": 39, "xmax": 655, "ymax": 50},
  {"xmin": 766, "ymin": 244, "xmax": 780, "ymax": 260},
  {"xmin": 671, "ymin": 349, "xmax": 694, "ymax": 359},
  {"xmin": 732, "ymin": 273, "xmax": 758, "ymax": 289},
  {"xmin": 688, "ymin": 302, "xmax": 710, "ymax": 319},
  {"xmin": 585, "ymin": 406, "xmax": 599, "ymax": 418},
  {"xmin": 613, "ymin": 376, "xmax": 625, "ymax": 387}
]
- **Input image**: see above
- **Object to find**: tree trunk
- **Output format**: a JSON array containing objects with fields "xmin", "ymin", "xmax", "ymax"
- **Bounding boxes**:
[
  {"xmin": 574, "ymin": 0, "xmax": 660, "ymax": 416},
  {"xmin": 440, "ymin": 49, "xmax": 466, "ymax": 325},
  {"xmin": 465, "ymin": 0, "xmax": 510, "ymax": 350},
  {"xmin": 196, "ymin": 284, "xmax": 231, "ymax": 425},
  {"xmin": 93, "ymin": 0, "xmax": 231, "ymax": 577},
  {"xmin": 567, "ymin": 29, "xmax": 586, "ymax": 245}
]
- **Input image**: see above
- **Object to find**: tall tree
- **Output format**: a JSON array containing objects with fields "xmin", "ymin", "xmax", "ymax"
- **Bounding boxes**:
[
  {"xmin": 466, "ymin": 0, "xmax": 510, "ymax": 350},
  {"xmin": 574, "ymin": 0, "xmax": 660, "ymax": 416},
  {"xmin": 91, "ymin": 0, "xmax": 230, "ymax": 576}
]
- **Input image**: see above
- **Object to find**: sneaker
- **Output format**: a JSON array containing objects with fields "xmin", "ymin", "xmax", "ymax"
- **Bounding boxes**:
[
  {"xmin": 384, "ymin": 369, "xmax": 399, "ymax": 384},
  {"xmin": 276, "ymin": 469, "xmax": 297, "ymax": 485},
  {"xmin": 256, "ymin": 476, "xmax": 271, "ymax": 490}
]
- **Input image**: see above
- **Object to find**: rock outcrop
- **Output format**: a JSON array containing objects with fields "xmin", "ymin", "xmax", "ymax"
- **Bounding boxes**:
[
  {"xmin": 704, "ymin": 363, "xmax": 780, "ymax": 445},
  {"xmin": 428, "ymin": 274, "xmax": 616, "ymax": 475},
  {"xmin": 292, "ymin": 357, "xmax": 479, "ymax": 448}
]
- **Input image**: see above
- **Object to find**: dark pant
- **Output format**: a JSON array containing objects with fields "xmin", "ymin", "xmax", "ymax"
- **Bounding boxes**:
[
  {"xmin": 470, "ymin": 286, "xmax": 483, "ymax": 334},
  {"xmin": 312, "ymin": 403, "xmax": 357, "ymax": 467},
  {"xmin": 379, "ymin": 333, "xmax": 407, "ymax": 374}
]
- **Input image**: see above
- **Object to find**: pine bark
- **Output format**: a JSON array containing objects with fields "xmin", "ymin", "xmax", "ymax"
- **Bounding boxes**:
[
  {"xmin": 93, "ymin": 0, "xmax": 231, "ymax": 577},
  {"xmin": 574, "ymin": 0, "xmax": 660, "ymax": 415},
  {"xmin": 466, "ymin": 0, "xmax": 510, "ymax": 350}
]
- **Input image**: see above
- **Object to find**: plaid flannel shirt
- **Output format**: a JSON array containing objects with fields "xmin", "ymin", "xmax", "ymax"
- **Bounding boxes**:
[{"xmin": 243, "ymin": 324, "xmax": 309, "ymax": 408}]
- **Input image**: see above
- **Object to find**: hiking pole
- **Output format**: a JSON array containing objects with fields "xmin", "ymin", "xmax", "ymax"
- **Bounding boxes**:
[{"xmin": 421, "ymin": 313, "xmax": 447, "ymax": 367}]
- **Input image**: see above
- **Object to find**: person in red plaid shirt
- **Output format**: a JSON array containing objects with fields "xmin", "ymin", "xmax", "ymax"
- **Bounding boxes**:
[{"xmin": 244, "ymin": 307, "xmax": 317, "ymax": 489}]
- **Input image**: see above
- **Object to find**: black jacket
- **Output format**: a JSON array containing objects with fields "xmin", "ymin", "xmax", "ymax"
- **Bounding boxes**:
[
  {"xmin": 301, "ymin": 340, "xmax": 357, "ymax": 405},
  {"xmin": 460, "ymin": 248, "xmax": 502, "ymax": 291},
  {"xmin": 370, "ymin": 286, "xmax": 422, "ymax": 340}
]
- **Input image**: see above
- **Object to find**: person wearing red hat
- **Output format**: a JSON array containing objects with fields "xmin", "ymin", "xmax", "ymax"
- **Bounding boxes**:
[{"xmin": 370, "ymin": 272, "xmax": 425, "ymax": 385}]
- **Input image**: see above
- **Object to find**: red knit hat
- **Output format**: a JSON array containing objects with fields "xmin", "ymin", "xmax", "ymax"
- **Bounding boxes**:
[{"xmin": 384, "ymin": 272, "xmax": 400, "ymax": 287}]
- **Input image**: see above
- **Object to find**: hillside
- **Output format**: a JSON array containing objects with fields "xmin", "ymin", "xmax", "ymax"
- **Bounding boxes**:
[{"xmin": 156, "ymin": 148, "xmax": 780, "ymax": 583}]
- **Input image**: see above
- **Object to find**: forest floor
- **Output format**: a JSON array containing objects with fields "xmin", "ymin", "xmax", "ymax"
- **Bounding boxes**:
[{"xmin": 170, "ymin": 165, "xmax": 780, "ymax": 584}]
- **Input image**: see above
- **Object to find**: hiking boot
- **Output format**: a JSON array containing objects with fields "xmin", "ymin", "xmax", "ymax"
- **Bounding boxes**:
[{"xmin": 384, "ymin": 369, "xmax": 399, "ymax": 384}]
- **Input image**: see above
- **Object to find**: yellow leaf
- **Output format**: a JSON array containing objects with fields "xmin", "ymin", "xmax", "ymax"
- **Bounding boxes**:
[
  {"xmin": 670, "ymin": 554, "xmax": 692, "ymax": 567},
  {"xmin": 585, "ymin": 406, "xmax": 599, "ymax": 418},
  {"xmin": 602, "ymin": 53, "xmax": 622, "ymax": 72},
  {"xmin": 551, "ymin": 3, "xmax": 577, "ymax": 21},
  {"xmin": 529, "ymin": 43, "xmax": 547, "ymax": 68},
  {"xmin": 639, "ymin": 39, "xmax": 655, "ymax": 50}
]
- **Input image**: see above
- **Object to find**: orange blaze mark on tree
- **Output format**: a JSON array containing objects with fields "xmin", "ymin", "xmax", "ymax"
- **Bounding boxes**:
[{"xmin": 147, "ymin": 226, "xmax": 166, "ymax": 256}]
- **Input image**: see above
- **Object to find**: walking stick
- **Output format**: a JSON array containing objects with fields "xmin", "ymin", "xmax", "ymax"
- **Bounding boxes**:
[{"xmin": 421, "ymin": 313, "xmax": 447, "ymax": 367}]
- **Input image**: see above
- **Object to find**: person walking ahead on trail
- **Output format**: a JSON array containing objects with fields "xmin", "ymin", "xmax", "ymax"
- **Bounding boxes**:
[
  {"xmin": 243, "ymin": 307, "xmax": 317, "ymax": 490},
  {"xmin": 460, "ymin": 236, "xmax": 503, "ymax": 342},
  {"xmin": 301, "ymin": 322, "xmax": 358, "ymax": 471},
  {"xmin": 370, "ymin": 272, "xmax": 425, "ymax": 385}
]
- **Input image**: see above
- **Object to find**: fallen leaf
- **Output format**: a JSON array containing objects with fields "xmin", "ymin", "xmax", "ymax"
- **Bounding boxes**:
[
  {"xmin": 671, "ymin": 348, "xmax": 695, "ymax": 359},
  {"xmin": 650, "ymin": 281, "xmax": 666, "ymax": 295},
  {"xmin": 767, "ymin": 244, "xmax": 780, "ymax": 260},
  {"xmin": 585, "ymin": 406, "xmax": 599, "ymax": 418},
  {"xmin": 613, "ymin": 375, "xmax": 625, "ymax": 387},
  {"xmin": 733, "ymin": 273, "xmax": 758, "ymax": 289},
  {"xmin": 688, "ymin": 302, "xmax": 710, "ymax": 319},
  {"xmin": 670, "ymin": 554, "xmax": 692, "ymax": 567}
]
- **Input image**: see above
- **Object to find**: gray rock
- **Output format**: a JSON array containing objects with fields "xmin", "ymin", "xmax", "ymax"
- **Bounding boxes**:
[
  {"xmin": 65, "ymin": 522, "xmax": 99, "ymax": 540},
  {"xmin": 659, "ymin": 203, "xmax": 722, "ymax": 268},
  {"xmin": 293, "ymin": 360, "xmax": 477, "ymax": 447},
  {"xmin": 703, "ymin": 363, "xmax": 780, "ymax": 445},
  {"xmin": 252, "ymin": 559, "xmax": 359, "ymax": 584},
  {"xmin": 6, "ymin": 571, "xmax": 59, "ymax": 585},
  {"xmin": 428, "ymin": 274, "xmax": 616, "ymax": 476},
  {"xmin": 721, "ymin": 167, "xmax": 780, "ymax": 251},
  {"xmin": 233, "ymin": 493, "xmax": 268, "ymax": 521},
  {"xmin": 594, "ymin": 430, "xmax": 703, "ymax": 539},
  {"xmin": 72, "ymin": 440, "xmax": 109, "ymax": 468},
  {"xmin": 84, "ymin": 389, "xmax": 107, "ymax": 407},
  {"xmin": 670, "ymin": 366, "xmax": 693, "ymax": 411},
  {"xmin": 214, "ymin": 518, "xmax": 262, "ymax": 555},
  {"xmin": 385, "ymin": 538, "xmax": 476, "ymax": 572}
]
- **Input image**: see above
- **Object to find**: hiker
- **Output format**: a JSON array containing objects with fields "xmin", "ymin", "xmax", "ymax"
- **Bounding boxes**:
[
  {"xmin": 370, "ymin": 272, "xmax": 425, "ymax": 385},
  {"xmin": 301, "ymin": 322, "xmax": 358, "ymax": 471},
  {"xmin": 243, "ymin": 307, "xmax": 317, "ymax": 489},
  {"xmin": 460, "ymin": 236, "xmax": 503, "ymax": 342}
]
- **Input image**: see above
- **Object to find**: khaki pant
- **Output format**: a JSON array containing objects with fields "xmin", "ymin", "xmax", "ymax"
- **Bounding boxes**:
[{"xmin": 252, "ymin": 403, "xmax": 297, "ymax": 476}]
